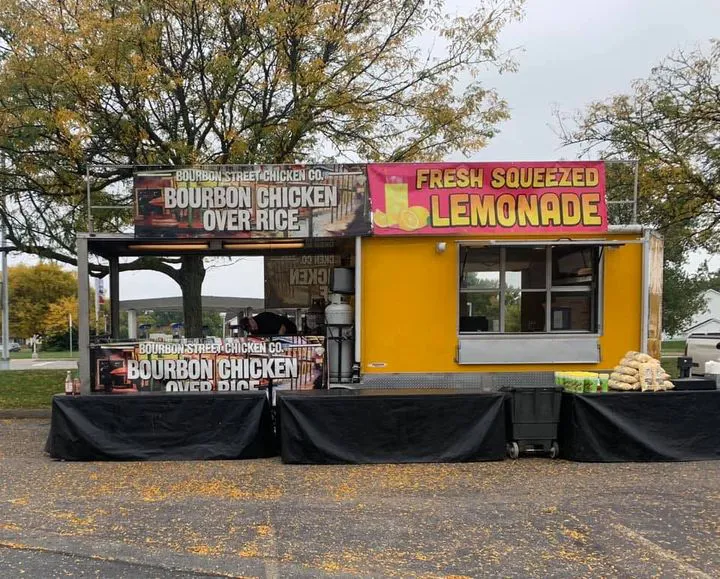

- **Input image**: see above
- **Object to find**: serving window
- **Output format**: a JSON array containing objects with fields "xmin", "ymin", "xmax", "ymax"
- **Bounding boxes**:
[{"xmin": 459, "ymin": 245, "xmax": 600, "ymax": 334}]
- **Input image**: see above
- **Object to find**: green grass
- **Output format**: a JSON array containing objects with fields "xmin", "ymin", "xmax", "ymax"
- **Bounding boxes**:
[
  {"xmin": 10, "ymin": 350, "xmax": 78, "ymax": 360},
  {"xmin": 661, "ymin": 340, "xmax": 686, "ymax": 354},
  {"xmin": 660, "ymin": 357, "xmax": 680, "ymax": 380},
  {"xmin": 0, "ymin": 370, "xmax": 71, "ymax": 409}
]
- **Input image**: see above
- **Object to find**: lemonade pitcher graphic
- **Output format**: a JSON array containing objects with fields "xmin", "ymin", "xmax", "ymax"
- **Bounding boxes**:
[
  {"xmin": 373, "ymin": 175, "xmax": 429, "ymax": 231},
  {"xmin": 384, "ymin": 181, "xmax": 408, "ymax": 226}
]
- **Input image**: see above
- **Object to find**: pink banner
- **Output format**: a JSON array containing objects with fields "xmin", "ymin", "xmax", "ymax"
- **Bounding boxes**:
[{"xmin": 368, "ymin": 162, "xmax": 607, "ymax": 235}]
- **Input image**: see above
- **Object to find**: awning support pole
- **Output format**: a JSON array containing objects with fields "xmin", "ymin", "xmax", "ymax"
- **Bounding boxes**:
[
  {"xmin": 641, "ymin": 230, "xmax": 650, "ymax": 353},
  {"xmin": 354, "ymin": 236, "xmax": 362, "ymax": 367},
  {"xmin": 109, "ymin": 256, "xmax": 120, "ymax": 339},
  {"xmin": 77, "ymin": 236, "xmax": 91, "ymax": 393}
]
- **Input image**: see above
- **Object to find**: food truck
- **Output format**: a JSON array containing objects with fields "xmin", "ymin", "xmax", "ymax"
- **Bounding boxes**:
[
  {"xmin": 52, "ymin": 159, "xmax": 708, "ymax": 467},
  {"xmin": 75, "ymin": 160, "xmax": 663, "ymax": 393}
]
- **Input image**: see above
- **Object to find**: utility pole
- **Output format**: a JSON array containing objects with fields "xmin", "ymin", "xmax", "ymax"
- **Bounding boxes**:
[
  {"xmin": 0, "ymin": 226, "xmax": 8, "ymax": 370},
  {"xmin": 0, "ymin": 153, "xmax": 9, "ymax": 370}
]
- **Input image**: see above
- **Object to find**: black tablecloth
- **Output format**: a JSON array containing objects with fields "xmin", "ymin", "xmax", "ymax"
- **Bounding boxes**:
[
  {"xmin": 277, "ymin": 388, "xmax": 506, "ymax": 464},
  {"xmin": 45, "ymin": 392, "xmax": 276, "ymax": 461},
  {"xmin": 560, "ymin": 391, "xmax": 720, "ymax": 462},
  {"xmin": 672, "ymin": 377, "xmax": 717, "ymax": 391}
]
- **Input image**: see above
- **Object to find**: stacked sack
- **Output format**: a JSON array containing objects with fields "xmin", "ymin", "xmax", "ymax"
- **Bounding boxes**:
[{"xmin": 609, "ymin": 351, "xmax": 675, "ymax": 392}]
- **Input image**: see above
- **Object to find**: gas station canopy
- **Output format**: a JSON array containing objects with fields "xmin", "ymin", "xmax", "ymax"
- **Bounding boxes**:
[{"xmin": 119, "ymin": 296, "xmax": 264, "ymax": 313}]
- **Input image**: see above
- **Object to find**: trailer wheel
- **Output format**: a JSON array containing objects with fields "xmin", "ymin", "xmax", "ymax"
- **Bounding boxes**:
[
  {"xmin": 549, "ymin": 441, "xmax": 559, "ymax": 459},
  {"xmin": 507, "ymin": 442, "xmax": 520, "ymax": 459}
]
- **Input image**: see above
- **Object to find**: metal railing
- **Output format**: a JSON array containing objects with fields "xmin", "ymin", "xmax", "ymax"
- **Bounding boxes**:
[{"xmin": 604, "ymin": 159, "xmax": 640, "ymax": 226}]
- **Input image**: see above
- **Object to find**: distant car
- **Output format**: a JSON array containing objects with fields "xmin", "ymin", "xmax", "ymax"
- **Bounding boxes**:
[{"xmin": 1, "ymin": 342, "xmax": 22, "ymax": 352}]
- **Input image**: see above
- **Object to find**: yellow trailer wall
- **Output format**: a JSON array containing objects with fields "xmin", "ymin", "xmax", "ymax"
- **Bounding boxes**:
[{"xmin": 361, "ymin": 234, "xmax": 643, "ymax": 373}]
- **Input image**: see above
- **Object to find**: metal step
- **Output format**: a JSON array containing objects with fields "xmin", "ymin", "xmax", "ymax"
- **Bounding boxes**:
[{"xmin": 334, "ymin": 372, "xmax": 558, "ymax": 391}]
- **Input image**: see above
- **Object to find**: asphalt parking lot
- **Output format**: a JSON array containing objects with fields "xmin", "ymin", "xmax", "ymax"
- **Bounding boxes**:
[{"xmin": 1, "ymin": 419, "xmax": 718, "ymax": 578}]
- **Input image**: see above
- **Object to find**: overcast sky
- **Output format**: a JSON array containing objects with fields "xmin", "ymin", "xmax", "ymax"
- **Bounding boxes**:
[
  {"xmin": 12, "ymin": 0, "xmax": 720, "ymax": 299},
  {"xmin": 457, "ymin": 0, "xmax": 719, "ymax": 163}
]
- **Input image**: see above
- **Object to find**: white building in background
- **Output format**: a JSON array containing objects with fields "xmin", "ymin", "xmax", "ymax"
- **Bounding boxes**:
[{"xmin": 674, "ymin": 289, "xmax": 720, "ymax": 339}]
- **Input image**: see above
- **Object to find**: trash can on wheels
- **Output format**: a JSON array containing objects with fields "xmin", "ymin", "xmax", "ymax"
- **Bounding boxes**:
[{"xmin": 501, "ymin": 386, "xmax": 563, "ymax": 459}]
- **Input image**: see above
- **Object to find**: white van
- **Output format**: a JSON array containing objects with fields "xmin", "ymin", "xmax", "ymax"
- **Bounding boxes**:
[{"xmin": 685, "ymin": 333, "xmax": 720, "ymax": 375}]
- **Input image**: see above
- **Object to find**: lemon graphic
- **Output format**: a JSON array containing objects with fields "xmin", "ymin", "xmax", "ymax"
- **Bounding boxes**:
[
  {"xmin": 409, "ymin": 206, "xmax": 430, "ymax": 225},
  {"xmin": 373, "ymin": 210, "xmax": 389, "ymax": 228},
  {"xmin": 382, "ymin": 211, "xmax": 397, "ymax": 226},
  {"xmin": 399, "ymin": 208, "xmax": 423, "ymax": 231}
]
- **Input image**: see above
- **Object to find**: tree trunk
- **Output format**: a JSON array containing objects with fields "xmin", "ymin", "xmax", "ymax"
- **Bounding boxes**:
[{"xmin": 179, "ymin": 255, "xmax": 206, "ymax": 338}]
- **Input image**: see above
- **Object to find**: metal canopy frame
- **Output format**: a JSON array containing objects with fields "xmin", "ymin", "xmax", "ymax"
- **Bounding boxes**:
[
  {"xmin": 76, "ymin": 161, "xmax": 641, "ymax": 392},
  {"xmin": 84, "ymin": 232, "xmax": 354, "ymax": 258}
]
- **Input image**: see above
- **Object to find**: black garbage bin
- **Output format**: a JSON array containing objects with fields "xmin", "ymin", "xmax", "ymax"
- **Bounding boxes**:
[{"xmin": 501, "ymin": 386, "xmax": 563, "ymax": 459}]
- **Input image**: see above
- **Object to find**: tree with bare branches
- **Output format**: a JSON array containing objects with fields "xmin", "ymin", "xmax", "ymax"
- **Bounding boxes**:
[
  {"xmin": 557, "ymin": 40, "xmax": 719, "ymax": 253},
  {"xmin": 0, "ymin": 0, "xmax": 523, "ymax": 336},
  {"xmin": 557, "ymin": 40, "xmax": 720, "ymax": 336}
]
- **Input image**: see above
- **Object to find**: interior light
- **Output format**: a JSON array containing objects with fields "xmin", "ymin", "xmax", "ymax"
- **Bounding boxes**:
[
  {"xmin": 128, "ymin": 243, "xmax": 210, "ymax": 251},
  {"xmin": 223, "ymin": 242, "xmax": 305, "ymax": 250}
]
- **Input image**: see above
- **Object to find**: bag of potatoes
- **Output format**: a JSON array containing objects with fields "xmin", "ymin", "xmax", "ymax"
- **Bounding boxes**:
[
  {"xmin": 609, "ymin": 378, "xmax": 636, "ymax": 391},
  {"xmin": 610, "ymin": 372, "xmax": 638, "ymax": 384},
  {"xmin": 619, "ymin": 358, "xmax": 642, "ymax": 370},
  {"xmin": 614, "ymin": 364, "xmax": 638, "ymax": 377},
  {"xmin": 623, "ymin": 351, "xmax": 653, "ymax": 364},
  {"xmin": 608, "ymin": 379, "xmax": 623, "ymax": 391},
  {"xmin": 638, "ymin": 363, "xmax": 662, "ymax": 392}
]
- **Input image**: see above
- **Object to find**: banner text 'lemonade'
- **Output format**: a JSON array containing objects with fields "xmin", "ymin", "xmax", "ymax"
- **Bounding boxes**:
[{"xmin": 417, "ymin": 166, "xmax": 602, "ymax": 229}]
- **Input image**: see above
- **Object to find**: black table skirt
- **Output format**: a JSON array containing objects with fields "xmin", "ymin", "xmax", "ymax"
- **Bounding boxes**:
[
  {"xmin": 45, "ymin": 392, "xmax": 276, "ymax": 461},
  {"xmin": 277, "ymin": 388, "xmax": 507, "ymax": 464},
  {"xmin": 559, "ymin": 391, "xmax": 720, "ymax": 462},
  {"xmin": 672, "ymin": 377, "xmax": 717, "ymax": 391}
]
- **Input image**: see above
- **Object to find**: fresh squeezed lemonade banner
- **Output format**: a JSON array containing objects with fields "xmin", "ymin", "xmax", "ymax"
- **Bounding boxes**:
[{"xmin": 368, "ymin": 162, "xmax": 607, "ymax": 235}]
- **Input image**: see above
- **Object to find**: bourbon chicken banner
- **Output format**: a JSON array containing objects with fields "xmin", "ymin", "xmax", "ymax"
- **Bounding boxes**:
[
  {"xmin": 368, "ymin": 162, "xmax": 607, "ymax": 235},
  {"xmin": 90, "ymin": 337, "xmax": 326, "ymax": 394},
  {"xmin": 133, "ymin": 165, "xmax": 370, "ymax": 238}
]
